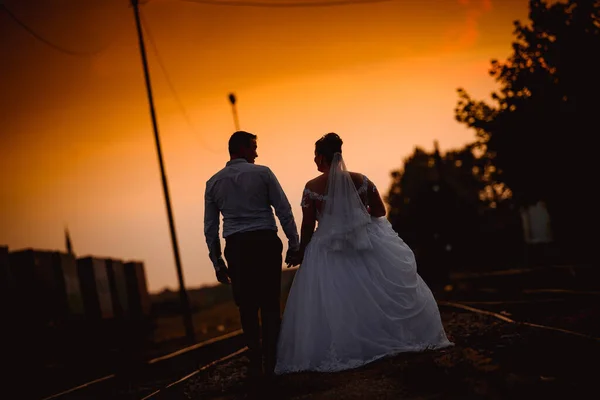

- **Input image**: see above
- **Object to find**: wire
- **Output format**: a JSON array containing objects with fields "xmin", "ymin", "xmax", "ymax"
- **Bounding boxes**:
[
  {"xmin": 176, "ymin": 0, "xmax": 394, "ymax": 8},
  {"xmin": 0, "ymin": 3, "xmax": 110, "ymax": 57},
  {"xmin": 135, "ymin": 0, "xmax": 396, "ymax": 154},
  {"xmin": 140, "ymin": 10, "xmax": 220, "ymax": 153}
]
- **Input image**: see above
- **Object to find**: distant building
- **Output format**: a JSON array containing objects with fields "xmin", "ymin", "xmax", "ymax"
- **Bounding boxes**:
[
  {"xmin": 1, "ymin": 244, "xmax": 151, "ymax": 327},
  {"xmin": 8, "ymin": 248, "xmax": 84, "ymax": 327},
  {"xmin": 124, "ymin": 260, "xmax": 151, "ymax": 319},
  {"xmin": 105, "ymin": 258, "xmax": 129, "ymax": 319},
  {"xmin": 1, "ymin": 244, "xmax": 152, "ymax": 366},
  {"xmin": 54, "ymin": 251, "xmax": 85, "ymax": 317},
  {"xmin": 77, "ymin": 256, "xmax": 114, "ymax": 320}
]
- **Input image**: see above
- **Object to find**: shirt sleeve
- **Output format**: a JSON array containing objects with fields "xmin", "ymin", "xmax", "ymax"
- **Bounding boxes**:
[
  {"xmin": 203, "ymin": 183, "xmax": 222, "ymax": 269},
  {"xmin": 267, "ymin": 168, "xmax": 300, "ymax": 250}
]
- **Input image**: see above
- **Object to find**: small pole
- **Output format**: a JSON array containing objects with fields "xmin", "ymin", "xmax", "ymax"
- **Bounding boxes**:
[{"xmin": 228, "ymin": 93, "xmax": 240, "ymax": 131}]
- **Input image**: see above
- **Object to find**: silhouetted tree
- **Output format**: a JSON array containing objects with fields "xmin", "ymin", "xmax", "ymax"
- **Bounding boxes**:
[
  {"xmin": 455, "ymin": 0, "xmax": 599, "ymax": 261},
  {"xmin": 385, "ymin": 142, "xmax": 520, "ymax": 282}
]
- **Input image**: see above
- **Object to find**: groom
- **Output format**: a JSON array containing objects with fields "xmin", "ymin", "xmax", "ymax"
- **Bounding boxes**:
[{"xmin": 204, "ymin": 130, "xmax": 300, "ymax": 378}]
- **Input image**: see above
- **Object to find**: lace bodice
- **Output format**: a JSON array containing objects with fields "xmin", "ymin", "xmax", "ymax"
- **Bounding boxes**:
[{"xmin": 300, "ymin": 174, "xmax": 375, "ymax": 219}]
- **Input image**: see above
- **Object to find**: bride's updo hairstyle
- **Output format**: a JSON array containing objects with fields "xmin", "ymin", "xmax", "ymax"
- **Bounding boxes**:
[{"xmin": 315, "ymin": 132, "xmax": 343, "ymax": 164}]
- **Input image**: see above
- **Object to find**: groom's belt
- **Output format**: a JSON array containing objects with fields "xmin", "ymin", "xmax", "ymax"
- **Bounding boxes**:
[{"xmin": 226, "ymin": 229, "xmax": 278, "ymax": 242}]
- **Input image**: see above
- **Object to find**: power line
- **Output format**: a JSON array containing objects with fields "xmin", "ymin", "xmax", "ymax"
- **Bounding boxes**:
[
  {"xmin": 0, "ymin": 3, "xmax": 109, "ymax": 57},
  {"xmin": 176, "ymin": 0, "xmax": 394, "ymax": 8},
  {"xmin": 140, "ymin": 9, "xmax": 220, "ymax": 153}
]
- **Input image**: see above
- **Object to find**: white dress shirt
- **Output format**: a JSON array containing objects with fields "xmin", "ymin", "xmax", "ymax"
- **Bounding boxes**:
[{"xmin": 204, "ymin": 158, "xmax": 300, "ymax": 269}]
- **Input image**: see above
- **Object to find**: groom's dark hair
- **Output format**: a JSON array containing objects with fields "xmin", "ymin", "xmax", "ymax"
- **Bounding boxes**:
[
  {"xmin": 229, "ymin": 131, "xmax": 257, "ymax": 156},
  {"xmin": 315, "ymin": 132, "xmax": 343, "ymax": 163}
]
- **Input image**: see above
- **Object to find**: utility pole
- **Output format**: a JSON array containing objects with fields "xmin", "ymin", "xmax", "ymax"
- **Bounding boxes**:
[
  {"xmin": 228, "ymin": 93, "xmax": 240, "ymax": 131},
  {"xmin": 131, "ymin": 0, "xmax": 195, "ymax": 343}
]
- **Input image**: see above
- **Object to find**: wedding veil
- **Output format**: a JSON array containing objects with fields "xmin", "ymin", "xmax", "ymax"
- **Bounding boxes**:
[{"xmin": 317, "ymin": 152, "xmax": 373, "ymax": 251}]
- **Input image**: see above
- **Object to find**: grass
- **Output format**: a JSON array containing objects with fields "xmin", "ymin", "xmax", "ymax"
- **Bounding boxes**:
[{"xmin": 149, "ymin": 269, "xmax": 298, "ymax": 353}]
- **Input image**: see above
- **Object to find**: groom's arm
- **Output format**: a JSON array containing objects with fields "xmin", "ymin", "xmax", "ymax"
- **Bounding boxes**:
[
  {"xmin": 266, "ymin": 168, "xmax": 300, "ymax": 250},
  {"xmin": 204, "ymin": 186, "xmax": 223, "ymax": 269}
]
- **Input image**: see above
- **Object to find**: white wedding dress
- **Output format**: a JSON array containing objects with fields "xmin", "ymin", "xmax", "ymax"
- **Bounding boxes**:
[{"xmin": 275, "ymin": 153, "xmax": 453, "ymax": 374}]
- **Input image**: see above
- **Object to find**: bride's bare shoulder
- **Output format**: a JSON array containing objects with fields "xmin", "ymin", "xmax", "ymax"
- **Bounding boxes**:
[
  {"xmin": 305, "ymin": 175, "xmax": 326, "ymax": 191},
  {"xmin": 348, "ymin": 171, "xmax": 366, "ymax": 185}
]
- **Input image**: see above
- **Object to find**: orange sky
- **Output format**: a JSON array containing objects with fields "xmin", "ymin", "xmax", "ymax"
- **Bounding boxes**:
[{"xmin": 0, "ymin": 0, "xmax": 529, "ymax": 293}]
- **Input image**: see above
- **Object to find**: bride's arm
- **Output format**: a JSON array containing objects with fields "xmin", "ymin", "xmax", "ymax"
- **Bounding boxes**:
[
  {"xmin": 299, "ymin": 207, "xmax": 316, "ymax": 254},
  {"xmin": 367, "ymin": 180, "xmax": 387, "ymax": 218},
  {"xmin": 299, "ymin": 188, "xmax": 317, "ymax": 258}
]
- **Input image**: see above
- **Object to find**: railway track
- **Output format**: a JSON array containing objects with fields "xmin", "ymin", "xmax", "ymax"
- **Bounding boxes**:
[
  {"xmin": 135, "ymin": 293, "xmax": 600, "ymax": 400},
  {"xmin": 442, "ymin": 265, "xmax": 600, "ymax": 339},
  {"xmin": 36, "ymin": 265, "xmax": 600, "ymax": 399},
  {"xmin": 438, "ymin": 300, "xmax": 600, "ymax": 342},
  {"xmin": 39, "ymin": 330, "xmax": 246, "ymax": 400},
  {"xmin": 39, "ymin": 300, "xmax": 598, "ymax": 400}
]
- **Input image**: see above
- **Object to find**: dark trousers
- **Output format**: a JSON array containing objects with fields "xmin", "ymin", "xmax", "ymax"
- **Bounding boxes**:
[{"xmin": 224, "ymin": 229, "xmax": 283, "ymax": 375}]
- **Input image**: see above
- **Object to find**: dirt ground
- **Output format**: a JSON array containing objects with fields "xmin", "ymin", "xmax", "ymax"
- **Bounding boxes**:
[{"xmin": 166, "ymin": 303, "xmax": 599, "ymax": 400}]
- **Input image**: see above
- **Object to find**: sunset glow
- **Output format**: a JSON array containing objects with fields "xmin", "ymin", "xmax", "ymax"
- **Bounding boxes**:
[{"xmin": 1, "ymin": 0, "xmax": 529, "ymax": 292}]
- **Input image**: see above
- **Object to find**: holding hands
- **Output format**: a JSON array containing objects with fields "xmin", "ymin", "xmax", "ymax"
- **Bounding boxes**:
[{"xmin": 285, "ymin": 248, "xmax": 303, "ymax": 268}]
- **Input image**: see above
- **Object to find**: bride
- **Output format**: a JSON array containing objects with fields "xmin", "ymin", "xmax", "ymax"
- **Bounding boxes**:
[{"xmin": 275, "ymin": 133, "xmax": 453, "ymax": 374}]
